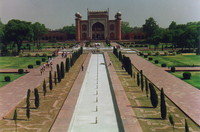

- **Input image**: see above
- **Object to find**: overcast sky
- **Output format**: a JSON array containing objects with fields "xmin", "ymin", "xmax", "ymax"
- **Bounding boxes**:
[{"xmin": 0, "ymin": 0, "xmax": 200, "ymax": 29}]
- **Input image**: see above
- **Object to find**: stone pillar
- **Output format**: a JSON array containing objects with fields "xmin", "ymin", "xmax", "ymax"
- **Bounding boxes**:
[
  {"xmin": 115, "ymin": 12, "xmax": 122, "ymax": 41},
  {"xmin": 75, "ymin": 12, "xmax": 82, "ymax": 41}
]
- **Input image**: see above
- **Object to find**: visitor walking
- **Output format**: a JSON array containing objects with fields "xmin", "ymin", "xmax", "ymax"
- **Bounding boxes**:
[{"xmin": 82, "ymin": 64, "xmax": 84, "ymax": 71}]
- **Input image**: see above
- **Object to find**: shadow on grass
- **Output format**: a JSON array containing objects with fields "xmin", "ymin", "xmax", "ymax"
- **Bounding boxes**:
[
  {"xmin": 3, "ymin": 117, "xmax": 27, "ymax": 121},
  {"xmin": 137, "ymin": 117, "xmax": 162, "ymax": 120},
  {"xmin": 132, "ymin": 106, "xmax": 153, "ymax": 109}
]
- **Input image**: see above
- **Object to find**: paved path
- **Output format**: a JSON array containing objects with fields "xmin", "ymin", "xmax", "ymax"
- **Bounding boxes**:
[
  {"xmin": 104, "ymin": 52, "xmax": 143, "ymax": 132},
  {"xmin": 50, "ymin": 53, "xmax": 91, "ymax": 132},
  {"xmin": 68, "ymin": 54, "xmax": 119, "ymax": 132},
  {"xmin": 0, "ymin": 55, "xmax": 66, "ymax": 120},
  {"xmin": 126, "ymin": 54, "xmax": 200, "ymax": 126}
]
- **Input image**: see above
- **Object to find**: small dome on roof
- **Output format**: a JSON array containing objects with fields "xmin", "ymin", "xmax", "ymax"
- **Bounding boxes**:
[
  {"xmin": 75, "ymin": 12, "xmax": 82, "ymax": 18},
  {"xmin": 116, "ymin": 11, "xmax": 122, "ymax": 16}
]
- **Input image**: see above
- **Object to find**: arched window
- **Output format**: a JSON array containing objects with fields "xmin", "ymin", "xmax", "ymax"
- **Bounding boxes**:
[
  {"xmin": 82, "ymin": 33, "xmax": 87, "ymax": 40},
  {"xmin": 110, "ymin": 24, "xmax": 114, "ymax": 31},
  {"xmin": 110, "ymin": 33, "xmax": 115, "ymax": 39},
  {"xmin": 92, "ymin": 22, "xmax": 104, "ymax": 31},
  {"xmin": 82, "ymin": 24, "xmax": 87, "ymax": 31}
]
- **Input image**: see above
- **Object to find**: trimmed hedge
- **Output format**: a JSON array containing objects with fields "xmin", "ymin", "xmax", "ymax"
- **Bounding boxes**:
[
  {"xmin": 148, "ymin": 57, "xmax": 153, "ymax": 61},
  {"xmin": 154, "ymin": 60, "xmax": 159, "ymax": 64},
  {"xmin": 171, "ymin": 67, "xmax": 176, "ymax": 72},
  {"xmin": 161, "ymin": 63, "xmax": 167, "ymax": 67},
  {"xmin": 144, "ymin": 55, "xmax": 148, "ymax": 58},
  {"xmin": 18, "ymin": 69, "xmax": 24, "ymax": 74},
  {"xmin": 4, "ymin": 76, "xmax": 11, "ymax": 82},
  {"xmin": 28, "ymin": 65, "xmax": 33, "ymax": 69},
  {"xmin": 183, "ymin": 72, "xmax": 191, "ymax": 79},
  {"xmin": 36, "ymin": 60, "xmax": 41, "ymax": 65},
  {"xmin": 42, "ymin": 58, "xmax": 46, "ymax": 62}
]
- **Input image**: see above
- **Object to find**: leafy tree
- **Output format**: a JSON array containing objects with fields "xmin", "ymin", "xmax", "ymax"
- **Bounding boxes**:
[
  {"xmin": 32, "ymin": 22, "xmax": 47, "ymax": 48},
  {"xmin": 145, "ymin": 77, "xmax": 148, "ymax": 98},
  {"xmin": 61, "ymin": 24, "xmax": 75, "ymax": 34},
  {"xmin": 54, "ymin": 71, "xmax": 57, "ymax": 86},
  {"xmin": 34, "ymin": 88, "xmax": 40, "ymax": 109},
  {"xmin": 121, "ymin": 21, "xmax": 133, "ymax": 34},
  {"xmin": 57, "ymin": 64, "xmax": 61, "ymax": 82},
  {"xmin": 26, "ymin": 89, "xmax": 31, "ymax": 113},
  {"xmin": 142, "ymin": 17, "xmax": 159, "ymax": 38},
  {"xmin": 49, "ymin": 71, "xmax": 53, "ymax": 91},
  {"xmin": 160, "ymin": 88, "xmax": 167, "ymax": 119},
  {"xmin": 43, "ymin": 80, "xmax": 47, "ymax": 96},
  {"xmin": 26, "ymin": 105, "xmax": 30, "ymax": 120},
  {"xmin": 13, "ymin": 109, "xmax": 17, "ymax": 120},
  {"xmin": 149, "ymin": 83, "xmax": 158, "ymax": 108},
  {"xmin": 169, "ymin": 21, "xmax": 177, "ymax": 30},
  {"xmin": 65, "ymin": 58, "xmax": 70, "ymax": 72},
  {"xmin": 140, "ymin": 70, "xmax": 144, "ymax": 91},
  {"xmin": 0, "ymin": 20, "xmax": 4, "ymax": 42},
  {"xmin": 185, "ymin": 119, "xmax": 189, "ymax": 132},
  {"xmin": 4, "ymin": 19, "xmax": 33, "ymax": 53},
  {"xmin": 61, "ymin": 61, "xmax": 65, "ymax": 79},
  {"xmin": 137, "ymin": 73, "xmax": 140, "ymax": 86},
  {"xmin": 168, "ymin": 113, "xmax": 174, "ymax": 131},
  {"xmin": 118, "ymin": 51, "xmax": 122, "ymax": 61}
]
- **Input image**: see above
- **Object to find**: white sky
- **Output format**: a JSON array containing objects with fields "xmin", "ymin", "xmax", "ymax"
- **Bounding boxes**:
[{"xmin": 0, "ymin": 0, "xmax": 200, "ymax": 29}]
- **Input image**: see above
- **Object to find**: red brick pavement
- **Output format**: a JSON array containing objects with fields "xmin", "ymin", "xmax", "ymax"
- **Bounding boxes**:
[
  {"xmin": 50, "ymin": 53, "xmax": 91, "ymax": 132},
  {"xmin": 104, "ymin": 52, "xmax": 143, "ymax": 132},
  {"xmin": 126, "ymin": 54, "xmax": 200, "ymax": 126},
  {"xmin": 0, "ymin": 55, "xmax": 66, "ymax": 120}
]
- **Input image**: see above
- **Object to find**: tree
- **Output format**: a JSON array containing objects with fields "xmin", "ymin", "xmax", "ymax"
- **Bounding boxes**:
[
  {"xmin": 43, "ymin": 80, "xmax": 47, "ymax": 96},
  {"xmin": 13, "ymin": 109, "xmax": 17, "ymax": 131},
  {"xmin": 49, "ymin": 71, "xmax": 53, "ymax": 91},
  {"xmin": 26, "ymin": 105, "xmax": 30, "ymax": 120},
  {"xmin": 34, "ymin": 88, "xmax": 40, "ymax": 109},
  {"xmin": 121, "ymin": 21, "xmax": 133, "ymax": 34},
  {"xmin": 185, "ymin": 119, "xmax": 189, "ymax": 132},
  {"xmin": 169, "ymin": 21, "xmax": 177, "ymax": 30},
  {"xmin": 140, "ymin": 70, "xmax": 144, "ymax": 91},
  {"xmin": 54, "ymin": 71, "xmax": 57, "ymax": 86},
  {"xmin": 61, "ymin": 24, "xmax": 76, "ymax": 40},
  {"xmin": 149, "ymin": 83, "xmax": 158, "ymax": 108},
  {"xmin": 142, "ymin": 17, "xmax": 159, "ymax": 38},
  {"xmin": 57, "ymin": 64, "xmax": 61, "ymax": 82},
  {"xmin": 137, "ymin": 73, "xmax": 140, "ymax": 86},
  {"xmin": 26, "ymin": 89, "xmax": 31, "ymax": 108},
  {"xmin": 65, "ymin": 58, "xmax": 70, "ymax": 72},
  {"xmin": 32, "ymin": 22, "xmax": 47, "ymax": 48},
  {"xmin": 61, "ymin": 61, "xmax": 65, "ymax": 79},
  {"xmin": 4, "ymin": 19, "xmax": 33, "ymax": 53},
  {"xmin": 160, "ymin": 88, "xmax": 167, "ymax": 119},
  {"xmin": 145, "ymin": 78, "xmax": 149, "ymax": 98},
  {"xmin": 118, "ymin": 51, "xmax": 122, "ymax": 61},
  {"xmin": 169, "ymin": 113, "xmax": 174, "ymax": 131},
  {"xmin": 13, "ymin": 109, "xmax": 17, "ymax": 120}
]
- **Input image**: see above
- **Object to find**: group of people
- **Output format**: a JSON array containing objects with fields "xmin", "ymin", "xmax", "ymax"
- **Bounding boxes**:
[
  {"xmin": 61, "ymin": 52, "xmax": 68, "ymax": 58},
  {"xmin": 40, "ymin": 57, "xmax": 53, "ymax": 75}
]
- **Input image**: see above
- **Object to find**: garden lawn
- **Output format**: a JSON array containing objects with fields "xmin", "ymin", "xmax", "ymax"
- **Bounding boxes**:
[
  {"xmin": 148, "ymin": 55, "xmax": 200, "ymax": 67},
  {"xmin": 0, "ymin": 73, "xmax": 25, "ymax": 87},
  {"xmin": 172, "ymin": 72, "xmax": 200, "ymax": 89},
  {"xmin": 0, "ymin": 57, "xmax": 47, "ymax": 69}
]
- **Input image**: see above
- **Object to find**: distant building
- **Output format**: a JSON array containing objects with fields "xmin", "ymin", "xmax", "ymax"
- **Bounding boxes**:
[
  {"xmin": 75, "ymin": 9, "xmax": 122, "ymax": 41},
  {"xmin": 41, "ymin": 9, "xmax": 147, "ymax": 42}
]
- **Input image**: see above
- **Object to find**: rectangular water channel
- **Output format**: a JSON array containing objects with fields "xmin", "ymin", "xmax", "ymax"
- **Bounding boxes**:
[{"xmin": 68, "ymin": 54, "xmax": 119, "ymax": 132}]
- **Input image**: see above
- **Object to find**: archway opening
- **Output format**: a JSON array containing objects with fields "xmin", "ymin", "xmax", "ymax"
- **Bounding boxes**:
[{"xmin": 92, "ymin": 22, "xmax": 105, "ymax": 40}]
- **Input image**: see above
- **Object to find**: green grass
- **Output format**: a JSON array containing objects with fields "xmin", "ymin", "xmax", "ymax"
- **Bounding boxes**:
[
  {"xmin": 147, "ymin": 55, "xmax": 200, "ymax": 67},
  {"xmin": 0, "ymin": 57, "xmax": 47, "ymax": 69},
  {"xmin": 172, "ymin": 72, "xmax": 200, "ymax": 89},
  {"xmin": 0, "ymin": 73, "xmax": 25, "ymax": 87}
]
